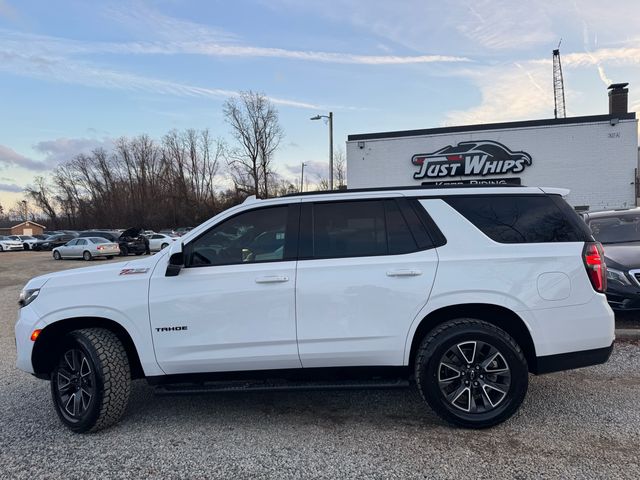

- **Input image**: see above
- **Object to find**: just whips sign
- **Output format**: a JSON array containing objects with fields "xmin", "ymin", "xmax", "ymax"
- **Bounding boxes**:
[{"xmin": 411, "ymin": 140, "xmax": 532, "ymax": 179}]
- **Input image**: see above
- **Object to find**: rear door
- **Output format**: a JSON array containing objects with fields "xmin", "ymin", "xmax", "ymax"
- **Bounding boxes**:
[{"xmin": 295, "ymin": 197, "xmax": 440, "ymax": 367}]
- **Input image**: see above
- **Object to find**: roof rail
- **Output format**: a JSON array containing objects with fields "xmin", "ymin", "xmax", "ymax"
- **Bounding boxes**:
[{"xmin": 280, "ymin": 183, "xmax": 527, "ymax": 198}]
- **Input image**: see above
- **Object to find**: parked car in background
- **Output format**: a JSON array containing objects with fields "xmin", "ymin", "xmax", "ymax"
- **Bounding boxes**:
[
  {"xmin": 52, "ymin": 237, "xmax": 120, "ymax": 261},
  {"xmin": 9, "ymin": 235, "xmax": 39, "ymax": 250},
  {"xmin": 147, "ymin": 233, "xmax": 177, "ymax": 251},
  {"xmin": 118, "ymin": 227, "xmax": 147, "ymax": 256},
  {"xmin": 159, "ymin": 229, "xmax": 177, "ymax": 236},
  {"xmin": 78, "ymin": 231, "xmax": 120, "ymax": 243},
  {"xmin": 31, "ymin": 234, "xmax": 76, "ymax": 251},
  {"xmin": 0, "ymin": 235, "xmax": 24, "ymax": 251},
  {"xmin": 584, "ymin": 208, "xmax": 640, "ymax": 310},
  {"xmin": 175, "ymin": 227, "xmax": 194, "ymax": 236}
]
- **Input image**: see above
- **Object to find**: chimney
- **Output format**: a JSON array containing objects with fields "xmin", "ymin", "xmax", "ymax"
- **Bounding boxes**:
[{"xmin": 608, "ymin": 83, "xmax": 629, "ymax": 115}]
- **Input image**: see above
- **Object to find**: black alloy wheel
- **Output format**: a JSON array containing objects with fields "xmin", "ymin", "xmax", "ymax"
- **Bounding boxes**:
[
  {"xmin": 437, "ymin": 340, "xmax": 511, "ymax": 413},
  {"xmin": 50, "ymin": 329, "xmax": 131, "ymax": 432},
  {"xmin": 415, "ymin": 318, "xmax": 528, "ymax": 429},
  {"xmin": 53, "ymin": 348, "xmax": 96, "ymax": 423}
]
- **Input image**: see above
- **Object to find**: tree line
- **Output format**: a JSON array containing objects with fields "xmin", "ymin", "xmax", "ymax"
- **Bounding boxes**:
[{"xmin": 1, "ymin": 91, "xmax": 345, "ymax": 231}]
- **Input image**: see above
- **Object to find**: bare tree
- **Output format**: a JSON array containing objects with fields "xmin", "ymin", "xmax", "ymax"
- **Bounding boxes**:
[
  {"xmin": 223, "ymin": 91, "xmax": 283, "ymax": 198},
  {"xmin": 333, "ymin": 148, "xmax": 347, "ymax": 189},
  {"xmin": 25, "ymin": 176, "xmax": 59, "ymax": 228}
]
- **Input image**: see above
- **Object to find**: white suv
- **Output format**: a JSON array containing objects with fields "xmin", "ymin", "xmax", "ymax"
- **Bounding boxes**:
[{"xmin": 15, "ymin": 186, "xmax": 614, "ymax": 432}]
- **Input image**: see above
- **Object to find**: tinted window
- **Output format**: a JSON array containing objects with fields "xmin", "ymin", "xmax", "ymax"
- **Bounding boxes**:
[
  {"xmin": 187, "ymin": 206, "xmax": 288, "ymax": 267},
  {"xmin": 384, "ymin": 200, "xmax": 418, "ymax": 254},
  {"xmin": 312, "ymin": 201, "xmax": 387, "ymax": 258},
  {"xmin": 66, "ymin": 239, "xmax": 78, "ymax": 246},
  {"xmin": 588, "ymin": 214, "xmax": 640, "ymax": 243},
  {"xmin": 76, "ymin": 239, "xmax": 87, "ymax": 245},
  {"xmin": 446, "ymin": 195, "xmax": 589, "ymax": 243}
]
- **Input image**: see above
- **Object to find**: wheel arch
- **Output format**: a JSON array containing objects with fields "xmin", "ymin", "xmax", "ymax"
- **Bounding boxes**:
[
  {"xmin": 406, "ymin": 303, "xmax": 537, "ymax": 373},
  {"xmin": 32, "ymin": 317, "xmax": 144, "ymax": 379}
]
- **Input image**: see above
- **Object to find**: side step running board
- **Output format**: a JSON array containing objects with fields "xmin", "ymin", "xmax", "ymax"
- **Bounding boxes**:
[{"xmin": 155, "ymin": 378, "xmax": 410, "ymax": 395}]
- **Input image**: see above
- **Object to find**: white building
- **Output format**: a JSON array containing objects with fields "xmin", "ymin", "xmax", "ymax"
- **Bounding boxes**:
[{"xmin": 347, "ymin": 85, "xmax": 638, "ymax": 211}]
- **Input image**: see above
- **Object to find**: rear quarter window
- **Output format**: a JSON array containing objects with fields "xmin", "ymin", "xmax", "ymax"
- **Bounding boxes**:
[{"xmin": 445, "ymin": 194, "xmax": 591, "ymax": 243}]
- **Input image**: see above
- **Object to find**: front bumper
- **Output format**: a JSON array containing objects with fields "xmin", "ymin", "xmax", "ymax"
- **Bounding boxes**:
[
  {"xmin": 535, "ymin": 342, "xmax": 614, "ymax": 374},
  {"xmin": 15, "ymin": 305, "xmax": 39, "ymax": 374},
  {"xmin": 2, "ymin": 245, "xmax": 23, "ymax": 251},
  {"xmin": 605, "ymin": 284, "xmax": 640, "ymax": 310}
]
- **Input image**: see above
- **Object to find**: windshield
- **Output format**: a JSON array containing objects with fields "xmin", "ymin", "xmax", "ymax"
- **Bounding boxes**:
[{"xmin": 588, "ymin": 215, "xmax": 640, "ymax": 243}]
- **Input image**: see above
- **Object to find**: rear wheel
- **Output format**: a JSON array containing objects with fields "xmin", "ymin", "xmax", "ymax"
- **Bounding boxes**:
[
  {"xmin": 106, "ymin": 256, "xmax": 114, "ymax": 260},
  {"xmin": 83, "ymin": 251, "xmax": 92, "ymax": 261},
  {"xmin": 0, "ymin": 245, "xmax": 3, "ymax": 252},
  {"xmin": 50, "ymin": 328, "xmax": 131, "ymax": 433},
  {"xmin": 414, "ymin": 318, "xmax": 528, "ymax": 429},
  {"xmin": 23, "ymin": 243, "xmax": 30, "ymax": 250},
  {"xmin": 53, "ymin": 250, "xmax": 61, "ymax": 260},
  {"xmin": 119, "ymin": 246, "xmax": 128, "ymax": 256}
]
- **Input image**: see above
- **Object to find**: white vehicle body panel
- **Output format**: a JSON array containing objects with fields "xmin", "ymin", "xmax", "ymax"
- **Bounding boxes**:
[
  {"xmin": 148, "ymin": 234, "xmax": 177, "ymax": 252},
  {"xmin": 14, "ymin": 186, "xmax": 614, "ymax": 380}
]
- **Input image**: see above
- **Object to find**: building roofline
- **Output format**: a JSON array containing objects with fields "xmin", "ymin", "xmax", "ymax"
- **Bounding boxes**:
[
  {"xmin": 347, "ymin": 112, "xmax": 637, "ymax": 141},
  {"xmin": 10, "ymin": 220, "xmax": 47, "ymax": 229}
]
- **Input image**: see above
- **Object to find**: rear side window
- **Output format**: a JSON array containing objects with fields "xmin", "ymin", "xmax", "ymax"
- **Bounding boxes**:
[
  {"xmin": 303, "ymin": 199, "xmax": 431, "ymax": 259},
  {"xmin": 445, "ymin": 195, "xmax": 590, "ymax": 243}
]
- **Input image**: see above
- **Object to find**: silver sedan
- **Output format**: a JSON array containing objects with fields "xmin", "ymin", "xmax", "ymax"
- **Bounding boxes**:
[{"xmin": 52, "ymin": 237, "xmax": 120, "ymax": 261}]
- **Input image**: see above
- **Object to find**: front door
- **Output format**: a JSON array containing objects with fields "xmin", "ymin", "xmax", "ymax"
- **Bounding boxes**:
[{"xmin": 149, "ymin": 202, "xmax": 301, "ymax": 374}]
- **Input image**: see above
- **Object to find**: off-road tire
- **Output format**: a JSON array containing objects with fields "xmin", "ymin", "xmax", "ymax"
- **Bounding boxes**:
[
  {"xmin": 50, "ymin": 328, "xmax": 131, "ymax": 433},
  {"xmin": 414, "ymin": 318, "xmax": 528, "ymax": 429}
]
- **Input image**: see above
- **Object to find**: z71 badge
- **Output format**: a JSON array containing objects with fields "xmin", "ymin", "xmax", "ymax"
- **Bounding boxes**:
[{"xmin": 119, "ymin": 267, "xmax": 150, "ymax": 275}]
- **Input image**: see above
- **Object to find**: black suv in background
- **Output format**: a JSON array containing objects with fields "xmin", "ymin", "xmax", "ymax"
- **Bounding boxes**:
[
  {"xmin": 584, "ymin": 208, "xmax": 640, "ymax": 310},
  {"xmin": 79, "ymin": 229, "xmax": 147, "ymax": 256},
  {"xmin": 32, "ymin": 233, "xmax": 77, "ymax": 251}
]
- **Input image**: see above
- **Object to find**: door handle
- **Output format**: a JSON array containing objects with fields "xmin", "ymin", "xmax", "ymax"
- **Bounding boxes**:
[
  {"xmin": 255, "ymin": 275, "xmax": 289, "ymax": 284},
  {"xmin": 386, "ymin": 269, "xmax": 422, "ymax": 277}
]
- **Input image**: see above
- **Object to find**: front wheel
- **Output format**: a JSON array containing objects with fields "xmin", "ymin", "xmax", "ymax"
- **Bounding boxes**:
[
  {"xmin": 23, "ymin": 243, "xmax": 30, "ymax": 250},
  {"xmin": 50, "ymin": 328, "xmax": 131, "ymax": 433},
  {"xmin": 161, "ymin": 243, "xmax": 169, "ymax": 250},
  {"xmin": 414, "ymin": 318, "xmax": 528, "ymax": 429},
  {"xmin": 119, "ymin": 246, "xmax": 128, "ymax": 256},
  {"xmin": 53, "ymin": 250, "xmax": 61, "ymax": 260}
]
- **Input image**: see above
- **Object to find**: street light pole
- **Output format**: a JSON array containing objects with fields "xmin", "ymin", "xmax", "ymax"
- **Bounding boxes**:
[
  {"xmin": 328, "ymin": 112, "xmax": 333, "ymax": 191},
  {"xmin": 300, "ymin": 162, "xmax": 307, "ymax": 193},
  {"xmin": 310, "ymin": 112, "xmax": 334, "ymax": 190}
]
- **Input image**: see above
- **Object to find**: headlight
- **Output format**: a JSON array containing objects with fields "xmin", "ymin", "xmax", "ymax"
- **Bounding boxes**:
[
  {"xmin": 606, "ymin": 268, "xmax": 632, "ymax": 286},
  {"xmin": 18, "ymin": 288, "xmax": 40, "ymax": 308}
]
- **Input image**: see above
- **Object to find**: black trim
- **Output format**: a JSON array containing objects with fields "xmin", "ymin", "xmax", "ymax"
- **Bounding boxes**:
[
  {"xmin": 281, "ymin": 183, "xmax": 525, "ymax": 198},
  {"xmin": 146, "ymin": 366, "xmax": 409, "ymax": 386},
  {"xmin": 348, "ymin": 113, "xmax": 637, "ymax": 141},
  {"xmin": 408, "ymin": 198, "xmax": 447, "ymax": 248},
  {"xmin": 534, "ymin": 343, "xmax": 613, "ymax": 375}
]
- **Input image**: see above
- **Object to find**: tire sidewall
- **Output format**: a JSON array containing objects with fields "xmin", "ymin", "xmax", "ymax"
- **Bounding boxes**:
[
  {"xmin": 83, "ymin": 251, "xmax": 92, "ymax": 261},
  {"xmin": 417, "ymin": 321, "xmax": 528, "ymax": 428},
  {"xmin": 53, "ymin": 251, "xmax": 61, "ymax": 260},
  {"xmin": 50, "ymin": 332, "xmax": 106, "ymax": 433}
]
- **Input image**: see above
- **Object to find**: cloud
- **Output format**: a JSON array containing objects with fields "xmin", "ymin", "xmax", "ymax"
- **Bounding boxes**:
[
  {"xmin": 0, "ymin": 29, "xmax": 469, "ymax": 65},
  {"xmin": 0, "ymin": 49, "xmax": 323, "ymax": 109},
  {"xmin": 0, "ymin": 182, "xmax": 23, "ymax": 193},
  {"xmin": 0, "ymin": 144, "xmax": 49, "ymax": 171},
  {"xmin": 284, "ymin": 161, "xmax": 329, "ymax": 181},
  {"xmin": 33, "ymin": 137, "xmax": 116, "ymax": 167}
]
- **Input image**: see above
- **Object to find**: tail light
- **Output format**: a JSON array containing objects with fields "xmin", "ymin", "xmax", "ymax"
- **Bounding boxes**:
[
  {"xmin": 97, "ymin": 246, "xmax": 104, "ymax": 250},
  {"xmin": 583, "ymin": 242, "xmax": 607, "ymax": 293}
]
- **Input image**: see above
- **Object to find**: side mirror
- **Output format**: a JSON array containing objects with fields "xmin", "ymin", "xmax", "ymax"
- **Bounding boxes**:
[{"xmin": 165, "ymin": 242, "xmax": 184, "ymax": 277}]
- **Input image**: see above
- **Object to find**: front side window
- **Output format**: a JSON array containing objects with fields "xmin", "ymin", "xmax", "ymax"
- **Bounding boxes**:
[{"xmin": 186, "ymin": 206, "xmax": 289, "ymax": 267}]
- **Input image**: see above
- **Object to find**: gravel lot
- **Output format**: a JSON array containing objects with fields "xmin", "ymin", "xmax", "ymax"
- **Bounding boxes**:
[{"xmin": 1, "ymin": 251, "xmax": 639, "ymax": 479}]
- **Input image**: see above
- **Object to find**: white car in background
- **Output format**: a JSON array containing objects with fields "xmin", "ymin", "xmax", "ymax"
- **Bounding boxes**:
[
  {"xmin": 52, "ymin": 237, "xmax": 120, "ymax": 261},
  {"xmin": 0, "ymin": 236, "xmax": 24, "ymax": 251},
  {"xmin": 9, "ymin": 235, "xmax": 39, "ymax": 250},
  {"xmin": 147, "ymin": 233, "xmax": 177, "ymax": 251}
]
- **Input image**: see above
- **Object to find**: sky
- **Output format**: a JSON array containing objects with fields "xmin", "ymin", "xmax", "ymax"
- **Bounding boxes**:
[{"xmin": 1, "ymin": 0, "xmax": 640, "ymax": 207}]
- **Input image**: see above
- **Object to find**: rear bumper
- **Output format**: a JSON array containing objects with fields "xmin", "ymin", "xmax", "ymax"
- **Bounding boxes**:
[{"xmin": 534, "ymin": 342, "xmax": 614, "ymax": 374}]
